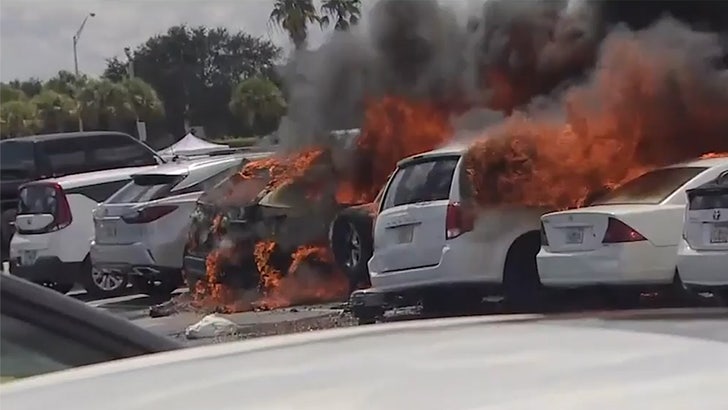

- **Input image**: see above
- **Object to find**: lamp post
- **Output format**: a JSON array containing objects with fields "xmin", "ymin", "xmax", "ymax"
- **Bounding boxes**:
[{"xmin": 73, "ymin": 12, "xmax": 95, "ymax": 131}]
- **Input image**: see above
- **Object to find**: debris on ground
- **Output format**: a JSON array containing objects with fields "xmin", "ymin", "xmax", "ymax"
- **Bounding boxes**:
[
  {"xmin": 185, "ymin": 314, "xmax": 239, "ymax": 340},
  {"xmin": 149, "ymin": 299, "xmax": 179, "ymax": 318}
]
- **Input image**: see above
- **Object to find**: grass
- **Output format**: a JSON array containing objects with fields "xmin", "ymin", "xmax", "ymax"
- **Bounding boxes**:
[{"xmin": 213, "ymin": 136, "xmax": 258, "ymax": 148}]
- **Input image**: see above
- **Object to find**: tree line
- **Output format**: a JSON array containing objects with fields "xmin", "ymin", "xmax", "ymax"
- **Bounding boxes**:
[{"xmin": 0, "ymin": 0, "xmax": 361, "ymax": 143}]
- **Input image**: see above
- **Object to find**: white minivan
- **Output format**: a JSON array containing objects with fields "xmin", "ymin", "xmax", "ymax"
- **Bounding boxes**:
[
  {"xmin": 678, "ymin": 173, "xmax": 728, "ymax": 299},
  {"xmin": 351, "ymin": 145, "xmax": 547, "ymax": 323}
]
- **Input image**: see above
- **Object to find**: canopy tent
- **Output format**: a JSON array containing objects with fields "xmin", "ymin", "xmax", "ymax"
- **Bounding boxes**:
[{"xmin": 157, "ymin": 133, "xmax": 230, "ymax": 156}]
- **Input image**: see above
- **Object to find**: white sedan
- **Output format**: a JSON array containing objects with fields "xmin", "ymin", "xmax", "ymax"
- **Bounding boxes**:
[
  {"xmin": 537, "ymin": 157, "xmax": 728, "ymax": 299},
  {"xmin": 677, "ymin": 176, "xmax": 728, "ymax": 297}
]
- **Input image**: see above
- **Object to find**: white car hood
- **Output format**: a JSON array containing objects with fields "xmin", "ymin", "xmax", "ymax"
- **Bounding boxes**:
[{"xmin": 3, "ymin": 315, "xmax": 728, "ymax": 410}]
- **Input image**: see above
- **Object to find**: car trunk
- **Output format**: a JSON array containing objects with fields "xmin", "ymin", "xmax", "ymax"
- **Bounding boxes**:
[
  {"xmin": 684, "ymin": 187, "xmax": 728, "ymax": 251},
  {"xmin": 542, "ymin": 204, "xmax": 686, "ymax": 252}
]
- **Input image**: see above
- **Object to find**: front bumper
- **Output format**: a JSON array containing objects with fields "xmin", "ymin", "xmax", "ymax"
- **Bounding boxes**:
[{"xmin": 9, "ymin": 256, "xmax": 82, "ymax": 284}]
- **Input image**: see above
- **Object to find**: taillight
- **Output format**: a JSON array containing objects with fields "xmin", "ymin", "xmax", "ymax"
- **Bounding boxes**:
[
  {"xmin": 602, "ymin": 217, "xmax": 646, "ymax": 243},
  {"xmin": 122, "ymin": 205, "xmax": 178, "ymax": 224},
  {"xmin": 446, "ymin": 202, "xmax": 474, "ymax": 240},
  {"xmin": 540, "ymin": 221, "xmax": 549, "ymax": 246}
]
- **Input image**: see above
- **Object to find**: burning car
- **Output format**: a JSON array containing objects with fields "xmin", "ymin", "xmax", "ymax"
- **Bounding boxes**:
[{"xmin": 182, "ymin": 129, "xmax": 378, "ymax": 306}]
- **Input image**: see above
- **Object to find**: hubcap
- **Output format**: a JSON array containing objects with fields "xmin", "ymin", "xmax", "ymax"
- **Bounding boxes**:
[
  {"xmin": 344, "ymin": 223, "xmax": 361, "ymax": 269},
  {"xmin": 91, "ymin": 269, "xmax": 125, "ymax": 291}
]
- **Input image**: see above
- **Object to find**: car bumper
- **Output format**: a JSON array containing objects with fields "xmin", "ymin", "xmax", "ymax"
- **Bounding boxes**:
[
  {"xmin": 91, "ymin": 242, "xmax": 182, "ymax": 282},
  {"xmin": 8, "ymin": 256, "xmax": 82, "ymax": 284},
  {"xmin": 678, "ymin": 241, "xmax": 728, "ymax": 287},
  {"xmin": 536, "ymin": 242, "xmax": 677, "ymax": 287}
]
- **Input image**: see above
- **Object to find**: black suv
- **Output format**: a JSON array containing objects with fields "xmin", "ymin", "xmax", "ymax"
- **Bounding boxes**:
[{"xmin": 1, "ymin": 132, "xmax": 163, "ymax": 261}]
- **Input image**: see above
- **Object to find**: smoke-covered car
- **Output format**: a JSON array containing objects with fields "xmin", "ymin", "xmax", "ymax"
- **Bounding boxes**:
[{"xmin": 182, "ymin": 129, "xmax": 376, "ymax": 295}]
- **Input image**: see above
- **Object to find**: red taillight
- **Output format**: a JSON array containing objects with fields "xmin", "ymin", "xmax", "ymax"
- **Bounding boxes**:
[
  {"xmin": 122, "ymin": 205, "xmax": 178, "ymax": 224},
  {"xmin": 540, "ymin": 221, "xmax": 549, "ymax": 246},
  {"xmin": 602, "ymin": 217, "xmax": 646, "ymax": 243},
  {"xmin": 446, "ymin": 202, "xmax": 474, "ymax": 240},
  {"xmin": 53, "ymin": 183, "xmax": 73, "ymax": 230}
]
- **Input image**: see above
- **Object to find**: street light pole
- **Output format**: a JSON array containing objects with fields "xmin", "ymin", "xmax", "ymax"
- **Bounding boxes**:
[{"xmin": 72, "ymin": 12, "xmax": 95, "ymax": 131}]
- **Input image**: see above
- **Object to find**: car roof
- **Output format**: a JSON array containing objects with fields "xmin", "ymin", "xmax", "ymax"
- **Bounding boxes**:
[
  {"xmin": 1, "ymin": 131, "xmax": 135, "ymax": 143},
  {"xmin": 397, "ymin": 142, "xmax": 468, "ymax": 167},
  {"xmin": 133, "ymin": 154, "xmax": 247, "ymax": 177},
  {"xmin": 26, "ymin": 165, "xmax": 159, "ymax": 190},
  {"xmin": 4, "ymin": 312, "xmax": 728, "ymax": 409}
]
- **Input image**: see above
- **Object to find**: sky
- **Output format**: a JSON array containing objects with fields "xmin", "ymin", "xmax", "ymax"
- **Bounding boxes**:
[
  {"xmin": 0, "ymin": 0, "xmax": 479, "ymax": 83},
  {"xmin": 0, "ymin": 0, "xmax": 329, "ymax": 82}
]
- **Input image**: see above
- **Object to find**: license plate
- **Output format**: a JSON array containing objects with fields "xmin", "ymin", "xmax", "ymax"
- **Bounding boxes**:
[
  {"xmin": 710, "ymin": 223, "xmax": 728, "ymax": 244},
  {"xmin": 395, "ymin": 225, "xmax": 414, "ymax": 244},
  {"xmin": 20, "ymin": 250, "xmax": 37, "ymax": 266},
  {"xmin": 565, "ymin": 227, "xmax": 584, "ymax": 244}
]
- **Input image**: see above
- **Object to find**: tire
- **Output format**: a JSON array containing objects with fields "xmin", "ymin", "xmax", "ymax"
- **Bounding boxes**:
[
  {"xmin": 502, "ymin": 231, "xmax": 543, "ymax": 313},
  {"xmin": 331, "ymin": 213, "xmax": 373, "ymax": 293},
  {"xmin": 81, "ymin": 258, "xmax": 129, "ymax": 298}
]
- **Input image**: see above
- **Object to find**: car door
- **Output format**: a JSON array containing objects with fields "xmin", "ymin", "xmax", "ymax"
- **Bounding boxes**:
[{"xmin": 371, "ymin": 155, "xmax": 460, "ymax": 273}]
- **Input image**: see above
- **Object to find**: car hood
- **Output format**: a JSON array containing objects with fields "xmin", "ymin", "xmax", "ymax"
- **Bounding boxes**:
[{"xmin": 3, "ymin": 313, "xmax": 728, "ymax": 410}]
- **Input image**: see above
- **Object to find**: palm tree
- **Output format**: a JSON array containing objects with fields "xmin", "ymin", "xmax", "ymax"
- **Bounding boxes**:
[
  {"xmin": 229, "ymin": 76, "xmax": 286, "ymax": 135},
  {"xmin": 31, "ymin": 89, "xmax": 78, "ymax": 132},
  {"xmin": 319, "ymin": 0, "xmax": 361, "ymax": 31},
  {"xmin": 270, "ymin": 0, "xmax": 320, "ymax": 50},
  {"xmin": 122, "ymin": 77, "xmax": 165, "ymax": 121},
  {"xmin": 0, "ymin": 100, "xmax": 40, "ymax": 138},
  {"xmin": 77, "ymin": 79, "xmax": 135, "ymax": 130}
]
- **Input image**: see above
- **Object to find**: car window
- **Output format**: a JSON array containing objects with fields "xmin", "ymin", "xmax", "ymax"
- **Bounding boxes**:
[
  {"xmin": 0, "ymin": 314, "xmax": 111, "ymax": 380},
  {"xmin": 18, "ymin": 184, "xmax": 58, "ymax": 215},
  {"xmin": 69, "ymin": 180, "xmax": 132, "ymax": 203},
  {"xmin": 107, "ymin": 179, "xmax": 178, "ymax": 204},
  {"xmin": 175, "ymin": 164, "xmax": 242, "ymax": 196},
  {"xmin": 87, "ymin": 134, "xmax": 157, "ymax": 171},
  {"xmin": 689, "ymin": 191, "xmax": 728, "ymax": 210},
  {"xmin": 0, "ymin": 140, "xmax": 35, "ymax": 180},
  {"xmin": 40, "ymin": 138, "xmax": 88, "ymax": 176},
  {"xmin": 382, "ymin": 156, "xmax": 459, "ymax": 210},
  {"xmin": 590, "ymin": 167, "xmax": 708, "ymax": 206}
]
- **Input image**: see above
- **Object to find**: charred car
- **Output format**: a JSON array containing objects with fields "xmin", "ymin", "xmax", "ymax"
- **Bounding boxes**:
[{"xmin": 182, "ymin": 130, "xmax": 380, "ymax": 294}]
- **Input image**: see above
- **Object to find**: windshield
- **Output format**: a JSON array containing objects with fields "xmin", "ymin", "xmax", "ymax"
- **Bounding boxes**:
[
  {"xmin": 382, "ymin": 156, "xmax": 459, "ymax": 210},
  {"xmin": 589, "ymin": 167, "xmax": 707, "ymax": 205},
  {"xmin": 0, "ymin": 141, "xmax": 35, "ymax": 180},
  {"xmin": 106, "ymin": 176, "xmax": 182, "ymax": 204}
]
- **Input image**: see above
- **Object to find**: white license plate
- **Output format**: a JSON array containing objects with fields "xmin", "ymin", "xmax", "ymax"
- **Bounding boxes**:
[
  {"xmin": 20, "ymin": 250, "xmax": 38, "ymax": 266},
  {"xmin": 710, "ymin": 223, "xmax": 728, "ymax": 244},
  {"xmin": 564, "ymin": 227, "xmax": 584, "ymax": 244},
  {"xmin": 394, "ymin": 225, "xmax": 414, "ymax": 244}
]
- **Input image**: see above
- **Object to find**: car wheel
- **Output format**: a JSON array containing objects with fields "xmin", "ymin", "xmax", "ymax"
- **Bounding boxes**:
[
  {"xmin": 502, "ymin": 231, "xmax": 543, "ymax": 313},
  {"xmin": 81, "ymin": 260, "xmax": 129, "ymax": 298},
  {"xmin": 331, "ymin": 214, "xmax": 373, "ymax": 293}
]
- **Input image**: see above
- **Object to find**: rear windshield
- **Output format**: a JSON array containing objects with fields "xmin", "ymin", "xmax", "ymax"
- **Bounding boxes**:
[
  {"xmin": 1, "ymin": 141, "xmax": 35, "ymax": 180},
  {"xmin": 106, "ymin": 175, "xmax": 181, "ymax": 204},
  {"xmin": 382, "ymin": 156, "xmax": 459, "ymax": 210},
  {"xmin": 689, "ymin": 190, "xmax": 728, "ymax": 210},
  {"xmin": 18, "ymin": 185, "xmax": 58, "ymax": 215},
  {"xmin": 590, "ymin": 167, "xmax": 707, "ymax": 206}
]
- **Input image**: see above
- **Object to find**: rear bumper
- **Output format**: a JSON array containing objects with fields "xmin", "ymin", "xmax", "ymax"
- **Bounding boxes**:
[
  {"xmin": 536, "ymin": 243, "xmax": 677, "ymax": 287},
  {"xmin": 91, "ymin": 241, "xmax": 182, "ymax": 270},
  {"xmin": 9, "ymin": 256, "xmax": 82, "ymax": 284},
  {"xmin": 677, "ymin": 240, "xmax": 728, "ymax": 287}
]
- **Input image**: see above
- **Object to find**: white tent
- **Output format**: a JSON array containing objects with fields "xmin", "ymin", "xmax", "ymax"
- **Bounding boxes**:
[{"xmin": 157, "ymin": 133, "xmax": 230, "ymax": 156}]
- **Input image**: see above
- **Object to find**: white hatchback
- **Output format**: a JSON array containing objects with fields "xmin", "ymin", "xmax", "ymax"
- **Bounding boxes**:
[
  {"xmin": 677, "ymin": 174, "xmax": 728, "ymax": 297},
  {"xmin": 537, "ymin": 157, "xmax": 728, "ymax": 298},
  {"xmin": 352, "ymin": 145, "xmax": 547, "ymax": 322},
  {"xmin": 90, "ymin": 154, "xmax": 252, "ymax": 297}
]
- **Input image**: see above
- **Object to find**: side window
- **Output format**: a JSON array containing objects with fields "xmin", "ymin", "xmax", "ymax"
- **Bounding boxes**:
[
  {"xmin": 0, "ymin": 313, "xmax": 110, "ymax": 380},
  {"xmin": 87, "ymin": 135, "xmax": 157, "ymax": 171},
  {"xmin": 175, "ymin": 165, "xmax": 241, "ymax": 196},
  {"xmin": 40, "ymin": 139, "xmax": 87, "ymax": 176},
  {"xmin": 0, "ymin": 141, "xmax": 36, "ymax": 180},
  {"xmin": 67, "ymin": 180, "xmax": 131, "ymax": 203},
  {"xmin": 382, "ymin": 157, "xmax": 459, "ymax": 211}
]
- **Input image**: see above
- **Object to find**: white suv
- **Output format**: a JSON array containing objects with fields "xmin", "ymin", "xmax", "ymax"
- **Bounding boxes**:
[
  {"xmin": 350, "ymin": 145, "xmax": 547, "ymax": 323},
  {"xmin": 678, "ymin": 173, "xmax": 728, "ymax": 299},
  {"xmin": 9, "ymin": 165, "xmax": 157, "ymax": 296}
]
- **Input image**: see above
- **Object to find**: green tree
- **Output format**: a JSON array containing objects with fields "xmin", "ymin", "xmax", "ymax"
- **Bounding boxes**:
[
  {"xmin": 44, "ymin": 70, "xmax": 88, "ymax": 97},
  {"xmin": 31, "ymin": 89, "xmax": 78, "ymax": 132},
  {"xmin": 103, "ymin": 25, "xmax": 280, "ymax": 137},
  {"xmin": 270, "ymin": 0, "xmax": 320, "ymax": 50},
  {"xmin": 319, "ymin": 0, "xmax": 361, "ymax": 31},
  {"xmin": 229, "ymin": 76, "xmax": 286, "ymax": 136},
  {"xmin": 7, "ymin": 78, "xmax": 42, "ymax": 98},
  {"xmin": 122, "ymin": 77, "xmax": 165, "ymax": 120},
  {"xmin": 1, "ymin": 84, "xmax": 27, "ymax": 102},
  {"xmin": 0, "ymin": 100, "xmax": 40, "ymax": 138},
  {"xmin": 77, "ymin": 79, "xmax": 135, "ymax": 130}
]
